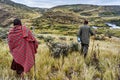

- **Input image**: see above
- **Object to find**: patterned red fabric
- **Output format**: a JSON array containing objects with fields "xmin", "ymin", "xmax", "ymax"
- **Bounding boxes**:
[{"xmin": 8, "ymin": 25, "xmax": 38, "ymax": 72}]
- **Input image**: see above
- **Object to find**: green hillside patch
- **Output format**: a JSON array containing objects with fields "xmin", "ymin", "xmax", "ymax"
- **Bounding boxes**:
[
  {"xmin": 109, "ymin": 19, "xmax": 120, "ymax": 26},
  {"xmin": 33, "ymin": 22, "xmax": 78, "ymax": 36},
  {"xmin": 32, "ymin": 11, "xmax": 82, "ymax": 35},
  {"xmin": 42, "ymin": 11, "xmax": 81, "ymax": 24},
  {"xmin": 99, "ymin": 12, "xmax": 120, "ymax": 17},
  {"xmin": 80, "ymin": 12, "xmax": 92, "ymax": 16},
  {"xmin": 69, "ymin": 8, "xmax": 84, "ymax": 12},
  {"xmin": 52, "ymin": 4, "xmax": 99, "ymax": 12}
]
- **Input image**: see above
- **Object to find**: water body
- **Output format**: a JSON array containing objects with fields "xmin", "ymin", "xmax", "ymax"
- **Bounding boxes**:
[
  {"xmin": 92, "ymin": 23, "xmax": 120, "ymax": 29},
  {"xmin": 106, "ymin": 23, "xmax": 120, "ymax": 29},
  {"xmin": 92, "ymin": 26, "xmax": 98, "ymax": 29}
]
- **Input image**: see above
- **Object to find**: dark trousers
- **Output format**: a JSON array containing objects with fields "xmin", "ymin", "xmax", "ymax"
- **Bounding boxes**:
[
  {"xmin": 81, "ymin": 43, "xmax": 89, "ymax": 58},
  {"xmin": 11, "ymin": 60, "xmax": 24, "ymax": 75}
]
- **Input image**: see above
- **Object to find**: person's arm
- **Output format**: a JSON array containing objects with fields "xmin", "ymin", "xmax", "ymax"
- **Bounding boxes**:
[
  {"xmin": 27, "ymin": 27, "xmax": 38, "ymax": 53},
  {"xmin": 77, "ymin": 27, "xmax": 82, "ymax": 42},
  {"xmin": 78, "ymin": 27, "xmax": 82, "ymax": 37},
  {"xmin": 89, "ymin": 27, "xmax": 94, "ymax": 36},
  {"xmin": 8, "ymin": 35, "xmax": 14, "ymax": 53}
]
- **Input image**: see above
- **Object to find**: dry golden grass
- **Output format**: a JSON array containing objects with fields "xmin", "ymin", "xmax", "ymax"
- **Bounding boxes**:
[{"xmin": 0, "ymin": 35, "xmax": 120, "ymax": 80}]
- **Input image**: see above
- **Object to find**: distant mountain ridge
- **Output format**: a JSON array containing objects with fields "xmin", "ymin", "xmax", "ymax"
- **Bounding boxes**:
[
  {"xmin": 33, "ymin": 4, "xmax": 120, "ymax": 26},
  {"xmin": 0, "ymin": 0, "xmax": 32, "ymax": 11},
  {"xmin": 0, "ymin": 0, "xmax": 48, "ymax": 13},
  {"xmin": 51, "ymin": 4, "xmax": 120, "ymax": 15},
  {"xmin": 52, "ymin": 4, "xmax": 120, "ymax": 10},
  {"xmin": 0, "ymin": 0, "xmax": 46, "ymax": 27},
  {"xmin": 0, "ymin": 0, "xmax": 120, "ymax": 27}
]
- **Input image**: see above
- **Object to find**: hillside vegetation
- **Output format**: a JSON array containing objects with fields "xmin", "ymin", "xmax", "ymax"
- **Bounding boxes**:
[
  {"xmin": 0, "ymin": 0, "xmax": 41, "ymax": 27},
  {"xmin": 32, "ymin": 4, "xmax": 120, "ymax": 37},
  {"xmin": 0, "ymin": 1, "xmax": 120, "ymax": 37}
]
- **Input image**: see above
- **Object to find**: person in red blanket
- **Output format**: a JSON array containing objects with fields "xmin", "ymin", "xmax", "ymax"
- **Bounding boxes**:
[{"xmin": 8, "ymin": 18, "xmax": 38, "ymax": 77}]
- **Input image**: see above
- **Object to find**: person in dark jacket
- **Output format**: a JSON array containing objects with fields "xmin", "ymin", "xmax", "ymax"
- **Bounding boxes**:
[{"xmin": 78, "ymin": 20, "xmax": 94, "ymax": 58}]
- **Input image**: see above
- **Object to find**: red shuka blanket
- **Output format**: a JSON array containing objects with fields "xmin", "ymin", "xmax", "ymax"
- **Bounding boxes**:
[{"xmin": 8, "ymin": 25, "xmax": 38, "ymax": 72}]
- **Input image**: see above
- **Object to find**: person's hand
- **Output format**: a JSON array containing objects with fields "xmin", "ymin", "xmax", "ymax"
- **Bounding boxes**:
[{"xmin": 77, "ymin": 37, "xmax": 81, "ymax": 42}]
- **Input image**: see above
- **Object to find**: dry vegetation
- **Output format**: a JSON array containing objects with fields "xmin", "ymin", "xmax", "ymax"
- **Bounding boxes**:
[{"xmin": 0, "ymin": 35, "xmax": 120, "ymax": 80}]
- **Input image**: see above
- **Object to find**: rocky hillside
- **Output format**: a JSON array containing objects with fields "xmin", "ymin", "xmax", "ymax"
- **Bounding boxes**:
[
  {"xmin": 0, "ymin": 1, "xmax": 120, "ymax": 36},
  {"xmin": 0, "ymin": 0, "xmax": 44, "ymax": 27},
  {"xmin": 31, "ymin": 4, "xmax": 120, "ymax": 37},
  {"xmin": 32, "ymin": 4, "xmax": 120, "ymax": 28},
  {"xmin": 52, "ymin": 4, "xmax": 120, "ymax": 17}
]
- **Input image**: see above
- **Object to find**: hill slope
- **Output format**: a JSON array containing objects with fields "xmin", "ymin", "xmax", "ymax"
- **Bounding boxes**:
[
  {"xmin": 52, "ymin": 4, "xmax": 120, "ymax": 17},
  {"xmin": 32, "ymin": 4, "xmax": 120, "ymax": 36},
  {"xmin": 0, "ymin": 0, "xmax": 42, "ymax": 27}
]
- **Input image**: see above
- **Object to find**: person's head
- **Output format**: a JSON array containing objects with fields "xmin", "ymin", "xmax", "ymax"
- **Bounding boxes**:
[
  {"xmin": 13, "ymin": 18, "xmax": 22, "ymax": 26},
  {"xmin": 84, "ymin": 20, "xmax": 88, "ymax": 25}
]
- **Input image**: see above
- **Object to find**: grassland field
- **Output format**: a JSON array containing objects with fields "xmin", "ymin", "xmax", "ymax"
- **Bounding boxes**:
[{"xmin": 0, "ymin": 34, "xmax": 120, "ymax": 80}]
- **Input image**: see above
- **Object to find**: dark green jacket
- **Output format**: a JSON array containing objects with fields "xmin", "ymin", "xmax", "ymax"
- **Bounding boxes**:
[{"xmin": 78, "ymin": 25, "xmax": 94, "ymax": 44}]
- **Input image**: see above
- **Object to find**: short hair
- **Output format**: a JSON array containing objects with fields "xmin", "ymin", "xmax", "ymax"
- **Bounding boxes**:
[
  {"xmin": 84, "ymin": 20, "xmax": 88, "ymax": 25},
  {"xmin": 13, "ymin": 18, "xmax": 22, "ymax": 26}
]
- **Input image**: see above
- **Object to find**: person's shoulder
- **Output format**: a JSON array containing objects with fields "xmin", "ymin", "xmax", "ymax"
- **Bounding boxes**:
[
  {"xmin": 22, "ymin": 25, "xmax": 27, "ymax": 29},
  {"xmin": 8, "ymin": 27, "xmax": 14, "ymax": 33},
  {"xmin": 80, "ymin": 25, "xmax": 84, "ymax": 29},
  {"xmin": 85, "ymin": 25, "xmax": 90, "ymax": 29},
  {"xmin": 22, "ymin": 25, "xmax": 30, "ymax": 30},
  {"xmin": 84, "ymin": 25, "xmax": 89, "ymax": 27},
  {"xmin": 80, "ymin": 25, "xmax": 87, "ymax": 29},
  {"xmin": 9, "ymin": 28, "xmax": 13, "ymax": 31}
]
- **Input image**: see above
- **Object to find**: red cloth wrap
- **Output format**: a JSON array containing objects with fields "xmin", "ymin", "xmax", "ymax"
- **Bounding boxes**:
[{"xmin": 8, "ymin": 26, "xmax": 38, "ymax": 72}]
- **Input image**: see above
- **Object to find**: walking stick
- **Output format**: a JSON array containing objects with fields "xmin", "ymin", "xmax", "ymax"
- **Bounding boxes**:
[
  {"xmin": 34, "ymin": 57, "xmax": 37, "ymax": 80},
  {"xmin": 32, "ymin": 26, "xmax": 37, "ymax": 80},
  {"xmin": 91, "ymin": 37, "xmax": 95, "ymax": 55}
]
